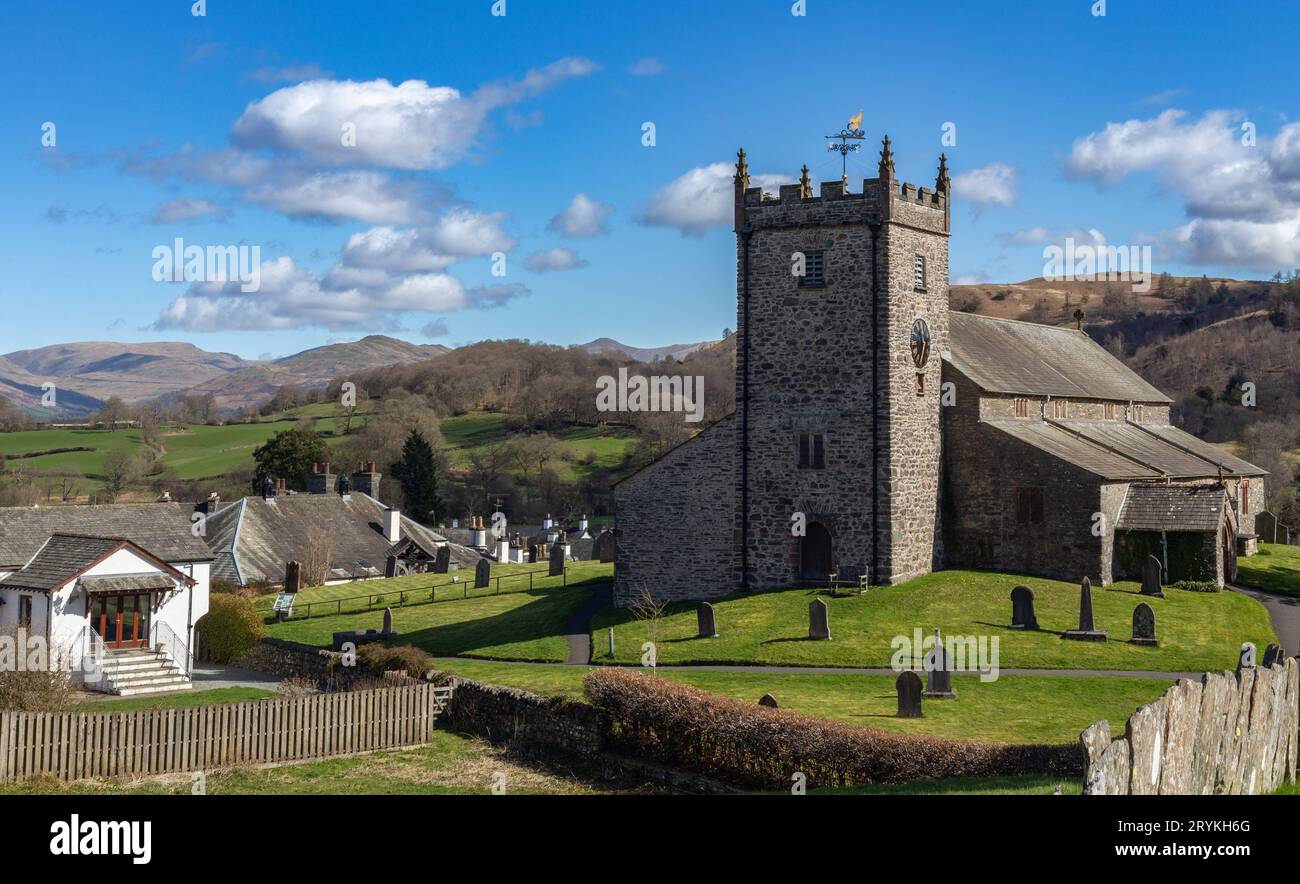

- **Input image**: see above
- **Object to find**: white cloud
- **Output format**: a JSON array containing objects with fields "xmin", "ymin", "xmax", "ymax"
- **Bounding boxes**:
[
  {"xmin": 996, "ymin": 226, "xmax": 1051, "ymax": 246},
  {"xmin": 245, "ymin": 170, "xmax": 427, "ymax": 224},
  {"xmin": 524, "ymin": 247, "xmax": 587, "ymax": 272},
  {"xmin": 1065, "ymin": 110, "xmax": 1300, "ymax": 268},
  {"xmin": 548, "ymin": 193, "xmax": 613, "ymax": 237},
  {"xmin": 628, "ymin": 58, "xmax": 665, "ymax": 76},
  {"xmin": 643, "ymin": 162, "xmax": 789, "ymax": 235},
  {"xmin": 150, "ymin": 198, "xmax": 231, "ymax": 224},
  {"xmin": 231, "ymin": 57, "xmax": 597, "ymax": 170},
  {"xmin": 952, "ymin": 163, "xmax": 1019, "ymax": 206},
  {"xmin": 420, "ymin": 318, "xmax": 449, "ymax": 338}
]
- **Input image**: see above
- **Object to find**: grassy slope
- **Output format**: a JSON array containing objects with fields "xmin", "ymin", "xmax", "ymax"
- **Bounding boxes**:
[
  {"xmin": 592, "ymin": 569, "xmax": 1276, "ymax": 672},
  {"xmin": 432, "ymin": 658, "xmax": 1170, "ymax": 745},
  {"xmin": 1237, "ymin": 543, "xmax": 1300, "ymax": 597},
  {"xmin": 440, "ymin": 411, "xmax": 638, "ymax": 483}
]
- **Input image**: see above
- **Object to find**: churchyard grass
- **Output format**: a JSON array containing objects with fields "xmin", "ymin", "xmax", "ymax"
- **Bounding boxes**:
[
  {"xmin": 591, "ymin": 569, "xmax": 1275, "ymax": 672},
  {"xmin": 266, "ymin": 584, "xmax": 595, "ymax": 662},
  {"xmin": 432, "ymin": 658, "xmax": 1172, "ymax": 745},
  {"xmin": 0, "ymin": 730, "xmax": 629, "ymax": 795},
  {"xmin": 817, "ymin": 775, "xmax": 1082, "ymax": 795},
  {"xmin": 1236, "ymin": 543, "xmax": 1300, "ymax": 597},
  {"xmin": 73, "ymin": 686, "xmax": 276, "ymax": 712},
  {"xmin": 251, "ymin": 560, "xmax": 612, "ymax": 616}
]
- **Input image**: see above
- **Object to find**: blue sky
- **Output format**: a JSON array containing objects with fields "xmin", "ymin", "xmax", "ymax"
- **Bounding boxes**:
[{"xmin": 4, "ymin": 0, "xmax": 1299, "ymax": 359}]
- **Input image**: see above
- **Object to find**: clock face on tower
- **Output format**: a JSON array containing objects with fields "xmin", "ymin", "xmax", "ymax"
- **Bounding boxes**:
[{"xmin": 910, "ymin": 318, "xmax": 931, "ymax": 369}]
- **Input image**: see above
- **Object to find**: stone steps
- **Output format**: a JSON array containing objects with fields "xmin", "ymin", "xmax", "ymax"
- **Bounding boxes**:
[{"xmin": 94, "ymin": 648, "xmax": 191, "ymax": 696}]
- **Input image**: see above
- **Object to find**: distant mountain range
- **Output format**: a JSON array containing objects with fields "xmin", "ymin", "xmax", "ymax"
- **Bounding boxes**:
[
  {"xmin": 0, "ymin": 336, "xmax": 449, "ymax": 418},
  {"xmin": 0, "ymin": 334, "xmax": 719, "ymax": 418}
]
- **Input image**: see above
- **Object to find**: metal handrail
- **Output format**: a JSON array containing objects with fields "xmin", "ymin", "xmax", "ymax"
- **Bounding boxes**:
[{"xmin": 150, "ymin": 620, "xmax": 191, "ymax": 677}]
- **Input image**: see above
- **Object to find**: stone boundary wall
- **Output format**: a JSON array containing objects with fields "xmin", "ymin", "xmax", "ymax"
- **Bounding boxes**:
[
  {"xmin": 442, "ymin": 677, "xmax": 606, "ymax": 759},
  {"xmin": 227, "ymin": 637, "xmax": 371, "ymax": 690},
  {"xmin": 1082, "ymin": 657, "xmax": 1298, "ymax": 795}
]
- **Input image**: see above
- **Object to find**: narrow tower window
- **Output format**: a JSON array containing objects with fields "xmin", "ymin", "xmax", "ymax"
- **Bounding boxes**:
[
  {"xmin": 799, "ymin": 251, "xmax": 825, "ymax": 286},
  {"xmin": 914, "ymin": 254, "xmax": 927, "ymax": 292},
  {"xmin": 797, "ymin": 432, "xmax": 826, "ymax": 469}
]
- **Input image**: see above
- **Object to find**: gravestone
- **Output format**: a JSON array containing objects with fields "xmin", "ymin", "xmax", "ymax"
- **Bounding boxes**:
[
  {"xmin": 697, "ymin": 602, "xmax": 718, "ymax": 638},
  {"xmin": 808, "ymin": 598, "xmax": 830, "ymax": 640},
  {"xmin": 923, "ymin": 629, "xmax": 956, "ymax": 698},
  {"xmin": 593, "ymin": 529, "xmax": 615, "ymax": 563},
  {"xmin": 758, "ymin": 693, "xmax": 779, "ymax": 708},
  {"xmin": 474, "ymin": 557, "xmax": 490, "ymax": 588},
  {"xmin": 284, "ymin": 560, "xmax": 302, "ymax": 594},
  {"xmin": 1257, "ymin": 511, "xmax": 1278, "ymax": 544},
  {"xmin": 1237, "ymin": 642, "xmax": 1257, "ymax": 674},
  {"xmin": 433, "ymin": 545, "xmax": 451, "ymax": 574},
  {"xmin": 382, "ymin": 607, "xmax": 394, "ymax": 634},
  {"xmin": 548, "ymin": 542, "xmax": 565, "ymax": 576},
  {"xmin": 529, "ymin": 545, "xmax": 538, "ymax": 563},
  {"xmin": 1010, "ymin": 585, "xmax": 1038, "ymax": 630},
  {"xmin": 896, "ymin": 671, "xmax": 923, "ymax": 718},
  {"xmin": 1130, "ymin": 602, "xmax": 1157, "ymax": 646},
  {"xmin": 1262, "ymin": 643, "xmax": 1283, "ymax": 668},
  {"xmin": 1064, "ymin": 576, "xmax": 1107, "ymax": 641},
  {"xmin": 1140, "ymin": 555, "xmax": 1165, "ymax": 598}
]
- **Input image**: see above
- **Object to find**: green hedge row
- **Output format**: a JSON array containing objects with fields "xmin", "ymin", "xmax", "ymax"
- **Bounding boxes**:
[{"xmin": 583, "ymin": 668, "xmax": 1082, "ymax": 789}]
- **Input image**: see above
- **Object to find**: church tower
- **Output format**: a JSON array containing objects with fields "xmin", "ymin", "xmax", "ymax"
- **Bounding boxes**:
[{"xmin": 732, "ymin": 139, "xmax": 950, "ymax": 589}]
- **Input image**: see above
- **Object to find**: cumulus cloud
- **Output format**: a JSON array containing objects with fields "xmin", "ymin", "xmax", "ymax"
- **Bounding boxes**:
[
  {"xmin": 952, "ymin": 163, "xmax": 1019, "ymax": 206},
  {"xmin": 150, "ymin": 198, "xmax": 231, "ymax": 224},
  {"xmin": 524, "ymin": 247, "xmax": 587, "ymax": 272},
  {"xmin": 231, "ymin": 57, "xmax": 597, "ymax": 170},
  {"xmin": 548, "ymin": 193, "xmax": 613, "ymax": 237},
  {"xmin": 1064, "ymin": 109, "xmax": 1300, "ymax": 268},
  {"xmin": 643, "ymin": 162, "xmax": 790, "ymax": 235},
  {"xmin": 244, "ymin": 170, "xmax": 429, "ymax": 224}
]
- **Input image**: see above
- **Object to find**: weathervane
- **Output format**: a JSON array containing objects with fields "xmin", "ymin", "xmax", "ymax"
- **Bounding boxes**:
[{"xmin": 825, "ymin": 109, "xmax": 865, "ymax": 183}]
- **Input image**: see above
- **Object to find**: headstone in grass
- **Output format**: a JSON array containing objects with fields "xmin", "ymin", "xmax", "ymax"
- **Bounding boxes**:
[
  {"xmin": 284, "ymin": 560, "xmax": 302, "ymax": 594},
  {"xmin": 1257, "ymin": 511, "xmax": 1278, "ymax": 544},
  {"xmin": 758, "ymin": 693, "xmax": 779, "ymax": 708},
  {"xmin": 382, "ymin": 607, "xmax": 394, "ymax": 634},
  {"xmin": 475, "ymin": 557, "xmax": 490, "ymax": 588},
  {"xmin": 922, "ymin": 629, "xmax": 956, "ymax": 698},
  {"xmin": 1010, "ymin": 585, "xmax": 1038, "ymax": 630},
  {"xmin": 896, "ymin": 671, "xmax": 923, "ymax": 718},
  {"xmin": 697, "ymin": 602, "xmax": 718, "ymax": 638},
  {"xmin": 1141, "ymin": 555, "xmax": 1165, "ymax": 598},
  {"xmin": 549, "ymin": 542, "xmax": 565, "ymax": 576},
  {"xmin": 593, "ymin": 529, "xmax": 615, "ymax": 563},
  {"xmin": 1130, "ymin": 603, "xmax": 1157, "ymax": 646},
  {"xmin": 1262, "ymin": 643, "xmax": 1282, "ymax": 668},
  {"xmin": 1064, "ymin": 577, "xmax": 1107, "ymax": 641},
  {"xmin": 1237, "ymin": 642, "xmax": 1256, "ymax": 674},
  {"xmin": 433, "ymin": 545, "xmax": 451, "ymax": 574},
  {"xmin": 808, "ymin": 598, "xmax": 830, "ymax": 640}
]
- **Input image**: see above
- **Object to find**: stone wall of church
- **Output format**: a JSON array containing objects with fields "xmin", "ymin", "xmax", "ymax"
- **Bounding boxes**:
[
  {"xmin": 613, "ymin": 416, "xmax": 736, "ymax": 605},
  {"xmin": 942, "ymin": 368, "xmax": 1110, "ymax": 584}
]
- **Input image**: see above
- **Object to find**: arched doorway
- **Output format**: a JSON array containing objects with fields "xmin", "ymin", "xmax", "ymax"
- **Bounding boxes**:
[{"xmin": 800, "ymin": 522, "xmax": 833, "ymax": 582}]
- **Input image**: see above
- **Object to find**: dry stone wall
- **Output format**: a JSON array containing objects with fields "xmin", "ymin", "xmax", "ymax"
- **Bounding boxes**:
[{"xmin": 1082, "ymin": 656, "xmax": 1298, "ymax": 794}]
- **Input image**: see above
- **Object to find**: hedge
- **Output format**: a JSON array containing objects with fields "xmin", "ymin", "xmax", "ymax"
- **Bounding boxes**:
[
  {"xmin": 196, "ymin": 594, "xmax": 267, "ymax": 663},
  {"xmin": 583, "ymin": 668, "xmax": 1082, "ymax": 789}
]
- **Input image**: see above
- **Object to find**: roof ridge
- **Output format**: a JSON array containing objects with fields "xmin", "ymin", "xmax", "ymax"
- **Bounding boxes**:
[{"xmin": 948, "ymin": 310, "xmax": 1086, "ymax": 334}]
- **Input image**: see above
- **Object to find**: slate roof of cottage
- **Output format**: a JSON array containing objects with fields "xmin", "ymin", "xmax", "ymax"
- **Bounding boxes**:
[
  {"xmin": 985, "ymin": 418, "xmax": 1265, "ymax": 480},
  {"xmin": 946, "ymin": 312, "xmax": 1172, "ymax": 403},
  {"xmin": 0, "ymin": 534, "xmax": 188, "ymax": 592},
  {"xmin": 1117, "ymin": 484, "xmax": 1228, "ymax": 532},
  {"xmin": 0, "ymin": 504, "xmax": 213, "ymax": 570},
  {"xmin": 204, "ymin": 492, "xmax": 481, "ymax": 585},
  {"xmin": 79, "ymin": 573, "xmax": 179, "ymax": 593}
]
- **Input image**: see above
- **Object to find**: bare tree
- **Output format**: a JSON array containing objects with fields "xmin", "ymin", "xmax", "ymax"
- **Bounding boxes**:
[
  {"xmin": 301, "ymin": 527, "xmax": 337, "ymax": 588},
  {"xmin": 628, "ymin": 581, "xmax": 670, "ymax": 673}
]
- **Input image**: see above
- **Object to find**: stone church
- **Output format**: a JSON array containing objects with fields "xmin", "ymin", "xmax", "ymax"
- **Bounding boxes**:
[{"xmin": 613, "ymin": 139, "xmax": 1265, "ymax": 605}]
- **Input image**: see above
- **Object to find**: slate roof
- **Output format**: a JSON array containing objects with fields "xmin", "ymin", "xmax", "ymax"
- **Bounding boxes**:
[
  {"xmin": 204, "ymin": 492, "xmax": 481, "ymax": 586},
  {"xmin": 1117, "ymin": 484, "xmax": 1228, "ymax": 532},
  {"xmin": 946, "ymin": 312, "xmax": 1171, "ymax": 403},
  {"xmin": 0, "ymin": 534, "xmax": 126, "ymax": 591},
  {"xmin": 0, "ymin": 504, "xmax": 213, "ymax": 570},
  {"xmin": 79, "ymin": 573, "xmax": 178, "ymax": 593},
  {"xmin": 985, "ymin": 419, "xmax": 1266, "ymax": 480}
]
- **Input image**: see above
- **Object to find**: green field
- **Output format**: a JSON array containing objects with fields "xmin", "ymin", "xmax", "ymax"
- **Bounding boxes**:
[
  {"xmin": 592, "ymin": 569, "xmax": 1276, "ymax": 672},
  {"xmin": 1237, "ymin": 543, "xmax": 1300, "ymax": 597},
  {"xmin": 73, "ymin": 687, "xmax": 275, "ymax": 712},
  {"xmin": 433, "ymin": 657, "xmax": 1171, "ymax": 745},
  {"xmin": 440, "ymin": 411, "xmax": 638, "ymax": 482}
]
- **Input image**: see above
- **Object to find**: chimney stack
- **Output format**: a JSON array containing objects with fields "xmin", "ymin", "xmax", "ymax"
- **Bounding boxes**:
[
  {"xmin": 470, "ymin": 515, "xmax": 487, "ymax": 549},
  {"xmin": 384, "ymin": 507, "xmax": 401, "ymax": 543},
  {"xmin": 308, "ymin": 462, "xmax": 335, "ymax": 495},
  {"xmin": 578, "ymin": 513, "xmax": 590, "ymax": 537},
  {"xmin": 202, "ymin": 491, "xmax": 221, "ymax": 514},
  {"xmin": 352, "ymin": 461, "xmax": 381, "ymax": 498},
  {"xmin": 496, "ymin": 536, "xmax": 510, "ymax": 561}
]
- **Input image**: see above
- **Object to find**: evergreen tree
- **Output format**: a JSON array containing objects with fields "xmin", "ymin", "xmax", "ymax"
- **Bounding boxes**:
[
  {"xmin": 252, "ymin": 427, "xmax": 328, "ymax": 490},
  {"xmin": 390, "ymin": 428, "xmax": 445, "ymax": 524}
]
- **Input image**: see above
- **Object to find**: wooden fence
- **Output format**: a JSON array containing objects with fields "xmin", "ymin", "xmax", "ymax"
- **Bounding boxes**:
[{"xmin": 0, "ymin": 682, "xmax": 453, "ymax": 783}]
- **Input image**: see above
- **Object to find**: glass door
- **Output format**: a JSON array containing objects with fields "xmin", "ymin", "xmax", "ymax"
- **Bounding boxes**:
[{"xmin": 96, "ymin": 594, "xmax": 150, "ymax": 649}]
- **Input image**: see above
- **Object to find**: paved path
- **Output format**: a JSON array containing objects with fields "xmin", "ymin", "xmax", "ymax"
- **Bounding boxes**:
[
  {"xmin": 190, "ymin": 663, "xmax": 285, "ymax": 691},
  {"xmin": 564, "ymin": 583, "xmax": 612, "ymax": 665},
  {"xmin": 1230, "ymin": 583, "xmax": 1300, "ymax": 657}
]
